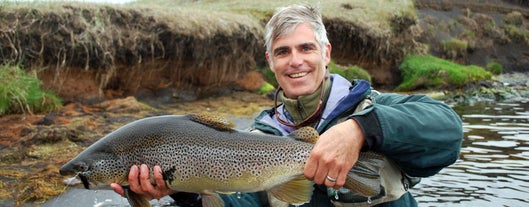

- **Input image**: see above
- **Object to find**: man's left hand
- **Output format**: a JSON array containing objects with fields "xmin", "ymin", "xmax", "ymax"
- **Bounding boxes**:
[{"xmin": 303, "ymin": 119, "xmax": 365, "ymax": 189}]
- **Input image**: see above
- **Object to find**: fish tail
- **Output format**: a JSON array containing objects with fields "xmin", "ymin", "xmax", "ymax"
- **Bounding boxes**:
[{"xmin": 343, "ymin": 152, "xmax": 385, "ymax": 197}]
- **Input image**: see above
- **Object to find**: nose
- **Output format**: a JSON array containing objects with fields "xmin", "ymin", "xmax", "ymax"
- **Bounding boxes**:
[{"xmin": 289, "ymin": 50, "xmax": 303, "ymax": 67}]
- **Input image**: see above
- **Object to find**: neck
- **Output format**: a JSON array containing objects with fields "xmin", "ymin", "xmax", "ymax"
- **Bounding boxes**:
[{"xmin": 280, "ymin": 77, "xmax": 331, "ymax": 126}]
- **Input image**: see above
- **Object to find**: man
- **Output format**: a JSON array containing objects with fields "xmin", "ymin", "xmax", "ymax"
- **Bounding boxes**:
[{"xmin": 111, "ymin": 4, "xmax": 463, "ymax": 207}]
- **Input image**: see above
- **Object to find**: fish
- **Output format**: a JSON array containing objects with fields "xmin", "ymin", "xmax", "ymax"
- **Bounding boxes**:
[{"xmin": 59, "ymin": 113, "xmax": 384, "ymax": 207}]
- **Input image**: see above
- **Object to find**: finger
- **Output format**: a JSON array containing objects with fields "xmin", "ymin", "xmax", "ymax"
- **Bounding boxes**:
[
  {"xmin": 128, "ymin": 165, "xmax": 140, "ymax": 192},
  {"xmin": 110, "ymin": 183, "xmax": 125, "ymax": 197},
  {"xmin": 139, "ymin": 164, "xmax": 154, "ymax": 192},
  {"xmin": 324, "ymin": 169, "xmax": 340, "ymax": 187},
  {"xmin": 313, "ymin": 159, "xmax": 329, "ymax": 185},
  {"xmin": 334, "ymin": 170, "xmax": 348, "ymax": 189},
  {"xmin": 153, "ymin": 165, "xmax": 165, "ymax": 187},
  {"xmin": 304, "ymin": 156, "xmax": 318, "ymax": 180}
]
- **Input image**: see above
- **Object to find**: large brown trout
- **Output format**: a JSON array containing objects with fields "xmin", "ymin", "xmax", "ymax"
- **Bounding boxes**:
[{"xmin": 60, "ymin": 114, "xmax": 383, "ymax": 207}]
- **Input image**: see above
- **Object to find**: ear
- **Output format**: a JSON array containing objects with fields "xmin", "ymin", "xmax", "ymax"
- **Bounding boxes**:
[
  {"xmin": 323, "ymin": 43, "xmax": 332, "ymax": 65},
  {"xmin": 265, "ymin": 51, "xmax": 275, "ymax": 72}
]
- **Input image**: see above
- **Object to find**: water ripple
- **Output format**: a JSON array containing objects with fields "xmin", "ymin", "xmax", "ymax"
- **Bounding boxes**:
[{"xmin": 414, "ymin": 101, "xmax": 529, "ymax": 206}]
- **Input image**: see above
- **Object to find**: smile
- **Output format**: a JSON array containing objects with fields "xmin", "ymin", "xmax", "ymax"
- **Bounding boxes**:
[{"xmin": 289, "ymin": 72, "xmax": 308, "ymax": 78}]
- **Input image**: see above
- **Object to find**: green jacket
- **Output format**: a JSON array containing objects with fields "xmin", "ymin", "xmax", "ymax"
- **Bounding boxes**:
[{"xmin": 251, "ymin": 74, "xmax": 463, "ymax": 206}]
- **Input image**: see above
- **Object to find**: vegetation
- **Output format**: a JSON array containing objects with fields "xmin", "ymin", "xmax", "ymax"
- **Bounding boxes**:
[
  {"xmin": 486, "ymin": 61, "xmax": 503, "ymax": 75},
  {"xmin": 0, "ymin": 65, "xmax": 62, "ymax": 116},
  {"xmin": 441, "ymin": 38, "xmax": 468, "ymax": 58},
  {"xmin": 328, "ymin": 61, "xmax": 372, "ymax": 83},
  {"xmin": 258, "ymin": 82, "xmax": 275, "ymax": 95},
  {"xmin": 397, "ymin": 55, "xmax": 492, "ymax": 91},
  {"xmin": 0, "ymin": 0, "xmax": 417, "ymax": 101}
]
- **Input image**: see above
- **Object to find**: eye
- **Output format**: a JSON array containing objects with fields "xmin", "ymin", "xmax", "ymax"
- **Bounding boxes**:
[
  {"xmin": 274, "ymin": 49, "xmax": 288, "ymax": 56},
  {"xmin": 74, "ymin": 162, "xmax": 89, "ymax": 172},
  {"xmin": 301, "ymin": 44, "xmax": 316, "ymax": 52}
]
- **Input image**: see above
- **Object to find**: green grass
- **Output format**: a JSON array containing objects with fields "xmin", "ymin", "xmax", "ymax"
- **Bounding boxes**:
[
  {"xmin": 397, "ymin": 55, "xmax": 492, "ymax": 91},
  {"xmin": 0, "ymin": 65, "xmax": 62, "ymax": 115},
  {"xmin": 130, "ymin": 0, "xmax": 415, "ymax": 37},
  {"xmin": 328, "ymin": 61, "xmax": 372, "ymax": 83},
  {"xmin": 486, "ymin": 61, "xmax": 503, "ymax": 75}
]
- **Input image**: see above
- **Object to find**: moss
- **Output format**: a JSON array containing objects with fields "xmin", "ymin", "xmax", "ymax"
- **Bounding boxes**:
[
  {"xmin": 262, "ymin": 67, "xmax": 278, "ymax": 88},
  {"xmin": 258, "ymin": 82, "xmax": 275, "ymax": 95},
  {"xmin": 486, "ymin": 61, "xmax": 503, "ymax": 75},
  {"xmin": 0, "ymin": 64, "xmax": 63, "ymax": 115},
  {"xmin": 397, "ymin": 55, "xmax": 492, "ymax": 91}
]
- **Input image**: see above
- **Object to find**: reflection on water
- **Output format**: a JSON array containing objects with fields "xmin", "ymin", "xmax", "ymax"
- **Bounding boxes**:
[{"xmin": 412, "ymin": 101, "xmax": 529, "ymax": 206}]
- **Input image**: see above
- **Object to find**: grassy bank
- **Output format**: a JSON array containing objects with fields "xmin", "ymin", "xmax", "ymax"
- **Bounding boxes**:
[
  {"xmin": 0, "ymin": 0, "xmax": 420, "ymax": 103},
  {"xmin": 0, "ymin": 65, "xmax": 62, "ymax": 116},
  {"xmin": 397, "ymin": 55, "xmax": 493, "ymax": 91}
]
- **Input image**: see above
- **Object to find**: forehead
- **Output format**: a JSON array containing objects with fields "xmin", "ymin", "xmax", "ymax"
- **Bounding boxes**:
[{"xmin": 272, "ymin": 23, "xmax": 318, "ymax": 49}]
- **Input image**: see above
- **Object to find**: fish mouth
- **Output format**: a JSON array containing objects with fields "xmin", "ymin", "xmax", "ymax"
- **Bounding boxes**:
[{"xmin": 77, "ymin": 173, "xmax": 91, "ymax": 189}]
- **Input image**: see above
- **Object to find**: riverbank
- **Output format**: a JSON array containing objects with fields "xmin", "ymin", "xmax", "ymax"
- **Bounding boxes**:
[{"xmin": 1, "ymin": 0, "xmax": 528, "ymax": 206}]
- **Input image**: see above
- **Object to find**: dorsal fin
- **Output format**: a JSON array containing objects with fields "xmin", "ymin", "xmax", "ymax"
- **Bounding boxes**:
[
  {"xmin": 288, "ymin": 127, "xmax": 319, "ymax": 144},
  {"xmin": 188, "ymin": 113, "xmax": 235, "ymax": 131}
]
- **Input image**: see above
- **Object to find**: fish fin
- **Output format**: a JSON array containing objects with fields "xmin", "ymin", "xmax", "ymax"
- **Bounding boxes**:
[
  {"xmin": 215, "ymin": 191, "xmax": 235, "ymax": 195},
  {"xmin": 188, "ymin": 113, "xmax": 235, "ymax": 131},
  {"xmin": 201, "ymin": 191, "xmax": 225, "ymax": 207},
  {"xmin": 268, "ymin": 175, "xmax": 313, "ymax": 205},
  {"xmin": 344, "ymin": 151, "xmax": 384, "ymax": 197},
  {"xmin": 288, "ymin": 127, "xmax": 319, "ymax": 144},
  {"xmin": 123, "ymin": 186, "xmax": 151, "ymax": 207}
]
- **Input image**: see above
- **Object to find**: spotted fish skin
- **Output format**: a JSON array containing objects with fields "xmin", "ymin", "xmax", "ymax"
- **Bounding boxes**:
[
  {"xmin": 59, "ymin": 114, "xmax": 383, "ymax": 207},
  {"xmin": 60, "ymin": 114, "xmax": 315, "ymax": 206}
]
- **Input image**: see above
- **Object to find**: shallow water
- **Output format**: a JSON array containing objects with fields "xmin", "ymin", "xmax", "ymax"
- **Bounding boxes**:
[
  {"xmin": 412, "ymin": 101, "xmax": 529, "ymax": 206},
  {"xmin": 42, "ymin": 100, "xmax": 529, "ymax": 207}
]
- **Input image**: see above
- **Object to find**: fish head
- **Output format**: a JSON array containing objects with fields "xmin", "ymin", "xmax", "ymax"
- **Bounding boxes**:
[{"xmin": 60, "ymin": 148, "xmax": 128, "ymax": 189}]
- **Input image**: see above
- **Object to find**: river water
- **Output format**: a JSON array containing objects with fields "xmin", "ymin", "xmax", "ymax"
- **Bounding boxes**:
[
  {"xmin": 412, "ymin": 100, "xmax": 529, "ymax": 206},
  {"xmin": 42, "ymin": 100, "xmax": 529, "ymax": 207}
]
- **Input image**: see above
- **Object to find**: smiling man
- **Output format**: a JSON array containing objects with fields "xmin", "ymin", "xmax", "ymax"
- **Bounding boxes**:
[
  {"xmin": 111, "ymin": 4, "xmax": 463, "ymax": 207},
  {"xmin": 266, "ymin": 22, "xmax": 331, "ymax": 99}
]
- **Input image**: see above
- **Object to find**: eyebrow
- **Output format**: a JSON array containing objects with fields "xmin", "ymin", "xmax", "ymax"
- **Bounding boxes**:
[
  {"xmin": 272, "ymin": 46, "xmax": 289, "ymax": 55},
  {"xmin": 272, "ymin": 42, "xmax": 318, "ymax": 55},
  {"xmin": 298, "ymin": 42, "xmax": 317, "ymax": 49}
]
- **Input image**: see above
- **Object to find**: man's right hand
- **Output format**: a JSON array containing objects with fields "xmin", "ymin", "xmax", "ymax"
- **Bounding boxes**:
[{"xmin": 110, "ymin": 164, "xmax": 177, "ymax": 200}]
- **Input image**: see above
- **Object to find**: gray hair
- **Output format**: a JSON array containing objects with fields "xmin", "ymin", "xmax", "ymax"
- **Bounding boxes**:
[{"xmin": 264, "ymin": 5, "xmax": 330, "ymax": 58}]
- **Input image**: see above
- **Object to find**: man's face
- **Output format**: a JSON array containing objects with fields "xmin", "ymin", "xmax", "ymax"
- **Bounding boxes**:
[{"xmin": 266, "ymin": 23, "xmax": 331, "ymax": 99}]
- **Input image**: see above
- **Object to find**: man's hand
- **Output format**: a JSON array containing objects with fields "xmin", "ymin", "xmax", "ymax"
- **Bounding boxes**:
[
  {"xmin": 110, "ymin": 164, "xmax": 177, "ymax": 200},
  {"xmin": 303, "ymin": 119, "xmax": 365, "ymax": 189}
]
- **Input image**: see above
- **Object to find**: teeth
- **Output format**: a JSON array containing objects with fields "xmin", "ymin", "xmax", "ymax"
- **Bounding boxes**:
[{"xmin": 289, "ymin": 72, "xmax": 307, "ymax": 78}]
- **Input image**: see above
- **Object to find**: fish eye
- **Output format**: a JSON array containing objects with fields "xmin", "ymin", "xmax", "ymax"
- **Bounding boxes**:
[{"xmin": 74, "ymin": 162, "xmax": 89, "ymax": 172}]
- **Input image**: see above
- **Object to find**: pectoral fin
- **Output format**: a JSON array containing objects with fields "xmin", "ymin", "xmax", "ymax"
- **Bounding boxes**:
[
  {"xmin": 201, "ymin": 190, "xmax": 224, "ymax": 207},
  {"xmin": 123, "ymin": 186, "xmax": 151, "ymax": 207},
  {"xmin": 268, "ymin": 175, "xmax": 313, "ymax": 205}
]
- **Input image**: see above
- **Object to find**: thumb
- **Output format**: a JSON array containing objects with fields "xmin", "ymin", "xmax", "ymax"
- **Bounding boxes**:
[{"xmin": 110, "ymin": 183, "xmax": 125, "ymax": 197}]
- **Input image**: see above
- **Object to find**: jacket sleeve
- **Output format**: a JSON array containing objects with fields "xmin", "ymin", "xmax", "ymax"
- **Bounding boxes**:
[{"xmin": 350, "ymin": 93, "xmax": 463, "ymax": 177}]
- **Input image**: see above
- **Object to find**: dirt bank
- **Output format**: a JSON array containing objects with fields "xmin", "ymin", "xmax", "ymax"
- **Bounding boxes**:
[{"xmin": 416, "ymin": 0, "xmax": 529, "ymax": 72}]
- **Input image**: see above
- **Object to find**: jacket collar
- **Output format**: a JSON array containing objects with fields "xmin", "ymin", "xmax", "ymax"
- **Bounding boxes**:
[{"xmin": 254, "ymin": 74, "xmax": 371, "ymax": 135}]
